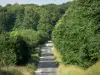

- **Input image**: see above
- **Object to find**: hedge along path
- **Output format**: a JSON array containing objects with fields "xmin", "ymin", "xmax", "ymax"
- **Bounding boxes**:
[{"xmin": 35, "ymin": 41, "xmax": 59, "ymax": 75}]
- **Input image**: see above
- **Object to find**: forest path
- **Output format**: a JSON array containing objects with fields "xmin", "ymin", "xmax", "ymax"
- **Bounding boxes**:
[{"xmin": 35, "ymin": 41, "xmax": 59, "ymax": 75}]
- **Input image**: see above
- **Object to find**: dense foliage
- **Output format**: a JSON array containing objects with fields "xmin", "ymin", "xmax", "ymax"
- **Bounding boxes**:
[
  {"xmin": 0, "ymin": 34, "xmax": 16, "ymax": 66},
  {"xmin": 0, "ymin": 33, "xmax": 30, "ymax": 66},
  {"xmin": 0, "ymin": 2, "xmax": 70, "ymax": 66},
  {"xmin": 53, "ymin": 0, "xmax": 100, "ymax": 68}
]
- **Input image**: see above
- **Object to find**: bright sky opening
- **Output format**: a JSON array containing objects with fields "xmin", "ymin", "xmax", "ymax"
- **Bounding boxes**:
[{"xmin": 0, "ymin": 0, "xmax": 72, "ymax": 6}]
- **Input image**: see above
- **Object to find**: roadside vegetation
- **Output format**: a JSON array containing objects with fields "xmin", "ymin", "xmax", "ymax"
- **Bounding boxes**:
[
  {"xmin": 0, "ymin": 2, "xmax": 70, "ymax": 75},
  {"xmin": 53, "ymin": 0, "xmax": 100, "ymax": 68},
  {"xmin": 52, "ymin": 0, "xmax": 100, "ymax": 75},
  {"xmin": 53, "ymin": 48, "xmax": 100, "ymax": 75}
]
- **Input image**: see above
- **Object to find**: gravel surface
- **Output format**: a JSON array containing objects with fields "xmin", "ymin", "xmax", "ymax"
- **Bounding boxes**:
[{"xmin": 35, "ymin": 42, "xmax": 59, "ymax": 75}]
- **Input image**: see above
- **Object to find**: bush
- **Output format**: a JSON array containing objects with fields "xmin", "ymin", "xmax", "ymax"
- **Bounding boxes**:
[
  {"xmin": 0, "ymin": 33, "xmax": 30, "ymax": 66},
  {"xmin": 52, "ymin": 0, "xmax": 100, "ymax": 68},
  {"xmin": 15, "ymin": 36, "xmax": 30, "ymax": 65},
  {"xmin": 10, "ymin": 29, "xmax": 41, "ymax": 51},
  {"xmin": 0, "ymin": 33, "xmax": 16, "ymax": 66},
  {"xmin": 0, "ymin": 29, "xmax": 48, "ymax": 66}
]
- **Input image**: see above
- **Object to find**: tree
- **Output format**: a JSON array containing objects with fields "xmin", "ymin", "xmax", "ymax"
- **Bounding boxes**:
[
  {"xmin": 52, "ymin": 0, "xmax": 100, "ymax": 68},
  {"xmin": 0, "ymin": 2, "xmax": 71, "ymax": 66},
  {"xmin": 13, "ymin": 5, "xmax": 25, "ymax": 30},
  {"xmin": 0, "ymin": 6, "xmax": 16, "ymax": 32},
  {"xmin": 37, "ymin": 23, "xmax": 53, "ymax": 35},
  {"xmin": 22, "ymin": 7, "xmax": 40, "ymax": 30}
]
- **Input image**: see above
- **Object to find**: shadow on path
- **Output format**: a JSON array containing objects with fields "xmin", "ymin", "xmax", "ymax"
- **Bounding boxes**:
[{"xmin": 35, "ymin": 41, "xmax": 58, "ymax": 75}]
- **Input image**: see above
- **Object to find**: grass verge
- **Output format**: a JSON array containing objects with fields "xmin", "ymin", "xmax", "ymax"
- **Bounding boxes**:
[
  {"xmin": 0, "ymin": 47, "xmax": 41, "ymax": 75},
  {"xmin": 53, "ymin": 47, "xmax": 100, "ymax": 75}
]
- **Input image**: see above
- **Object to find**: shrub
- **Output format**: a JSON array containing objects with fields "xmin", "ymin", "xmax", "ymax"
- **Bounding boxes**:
[
  {"xmin": 15, "ymin": 36, "xmax": 30, "ymax": 65},
  {"xmin": 0, "ymin": 33, "xmax": 16, "ymax": 66},
  {"xmin": 52, "ymin": 0, "xmax": 100, "ymax": 68},
  {"xmin": 10, "ymin": 29, "xmax": 41, "ymax": 51},
  {"xmin": 0, "ymin": 33, "xmax": 30, "ymax": 66}
]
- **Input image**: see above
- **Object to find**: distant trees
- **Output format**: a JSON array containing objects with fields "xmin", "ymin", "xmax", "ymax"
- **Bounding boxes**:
[
  {"xmin": 0, "ymin": 5, "xmax": 17, "ymax": 32},
  {"xmin": 0, "ymin": 2, "xmax": 71, "ymax": 33},
  {"xmin": 53, "ymin": 0, "xmax": 100, "ymax": 68},
  {"xmin": 0, "ymin": 2, "xmax": 70, "ymax": 66},
  {"xmin": 14, "ymin": 5, "xmax": 25, "ymax": 29},
  {"xmin": 22, "ymin": 7, "xmax": 40, "ymax": 30},
  {"xmin": 37, "ymin": 23, "xmax": 53, "ymax": 38}
]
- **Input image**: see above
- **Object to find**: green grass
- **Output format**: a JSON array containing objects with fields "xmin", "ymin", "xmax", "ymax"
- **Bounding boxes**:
[{"xmin": 53, "ymin": 47, "xmax": 100, "ymax": 75}]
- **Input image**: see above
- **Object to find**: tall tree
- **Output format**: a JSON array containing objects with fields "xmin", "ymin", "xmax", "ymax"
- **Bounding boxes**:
[
  {"xmin": 53, "ymin": 0, "xmax": 100, "ymax": 68},
  {"xmin": 22, "ymin": 7, "xmax": 40, "ymax": 30},
  {"xmin": 13, "ymin": 5, "xmax": 25, "ymax": 30}
]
